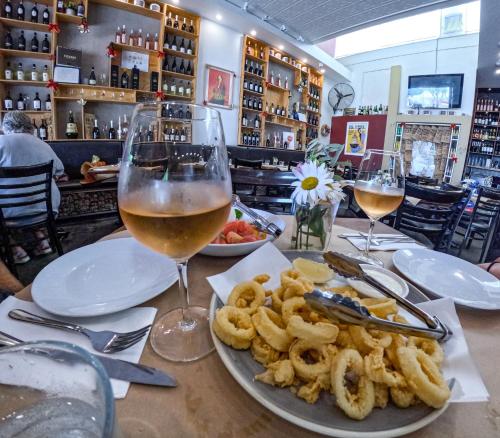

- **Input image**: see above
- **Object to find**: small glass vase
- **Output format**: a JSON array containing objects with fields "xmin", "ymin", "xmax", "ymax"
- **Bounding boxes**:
[{"xmin": 291, "ymin": 201, "xmax": 339, "ymax": 251}]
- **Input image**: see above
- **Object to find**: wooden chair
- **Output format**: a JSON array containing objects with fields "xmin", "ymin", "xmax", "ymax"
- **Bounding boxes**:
[
  {"xmin": 0, "ymin": 161, "xmax": 63, "ymax": 276},
  {"xmin": 394, "ymin": 182, "xmax": 466, "ymax": 251}
]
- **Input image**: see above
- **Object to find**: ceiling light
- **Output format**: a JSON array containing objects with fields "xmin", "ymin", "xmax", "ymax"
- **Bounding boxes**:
[
  {"xmin": 172, "ymin": 0, "xmax": 179, "ymax": 4},
  {"xmin": 250, "ymin": 29, "xmax": 257, "ymax": 36},
  {"xmin": 216, "ymin": 13, "xmax": 222, "ymax": 21},
  {"xmin": 320, "ymin": 68, "xmax": 325, "ymax": 74},
  {"xmin": 278, "ymin": 45, "xmax": 284, "ymax": 50},
  {"xmin": 303, "ymin": 58, "xmax": 308, "ymax": 63},
  {"xmin": 496, "ymin": 68, "xmax": 500, "ymax": 75}
]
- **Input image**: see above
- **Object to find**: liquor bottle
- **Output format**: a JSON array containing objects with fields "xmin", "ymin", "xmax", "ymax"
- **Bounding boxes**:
[
  {"xmin": 57, "ymin": 0, "xmax": 64, "ymax": 13},
  {"xmin": 33, "ymin": 119, "xmax": 39, "ymax": 137},
  {"xmin": 4, "ymin": 91, "xmax": 13, "ymax": 110},
  {"xmin": 186, "ymin": 61, "xmax": 192, "ymax": 75},
  {"xmin": 44, "ymin": 93, "xmax": 51, "ymax": 110},
  {"xmin": 33, "ymin": 91, "xmax": 41, "ymax": 110},
  {"xmin": 284, "ymin": 76, "xmax": 289, "ymax": 90},
  {"xmin": 108, "ymin": 120, "xmax": 116, "ymax": 139},
  {"xmin": 4, "ymin": 31, "xmax": 13, "ymax": 49},
  {"xmin": 65, "ymin": 110, "xmax": 78, "ymax": 138},
  {"xmin": 174, "ymin": 128, "xmax": 179, "ymax": 141},
  {"xmin": 31, "ymin": 1, "xmax": 38, "ymax": 22},
  {"xmin": 153, "ymin": 33, "xmax": 158, "ymax": 50},
  {"xmin": 179, "ymin": 59, "xmax": 185, "ymax": 74},
  {"xmin": 42, "ymin": 5, "xmax": 49, "ymax": 23},
  {"xmin": 144, "ymin": 33, "xmax": 151, "ymax": 50},
  {"xmin": 17, "ymin": 0, "xmax": 24, "ymax": 20},
  {"xmin": 162, "ymin": 55, "xmax": 169, "ymax": 71},
  {"xmin": 177, "ymin": 80, "xmax": 184, "ymax": 96},
  {"xmin": 185, "ymin": 81, "xmax": 191, "ymax": 98},
  {"xmin": 185, "ymin": 105, "xmax": 191, "ymax": 119},
  {"xmin": 167, "ymin": 105, "xmax": 174, "ymax": 117},
  {"xmin": 265, "ymin": 134, "xmax": 270, "ymax": 147},
  {"xmin": 120, "ymin": 70, "xmax": 129, "ymax": 88},
  {"xmin": 115, "ymin": 26, "xmax": 121, "ymax": 43},
  {"xmin": 39, "ymin": 119, "xmax": 48, "ymax": 140},
  {"xmin": 77, "ymin": 0, "xmax": 85, "ymax": 17},
  {"xmin": 180, "ymin": 127, "xmax": 186, "ymax": 142},
  {"xmin": 17, "ymin": 93, "xmax": 25, "ymax": 110},
  {"xmin": 4, "ymin": 62, "xmax": 12, "ymax": 80},
  {"xmin": 241, "ymin": 112, "xmax": 247, "ymax": 127},
  {"xmin": 43, "ymin": 64, "xmax": 50, "ymax": 81},
  {"xmin": 4, "ymin": 0, "xmax": 12, "ymax": 18},
  {"xmin": 258, "ymin": 98, "xmax": 262, "ymax": 111},
  {"xmin": 170, "ymin": 79, "xmax": 176, "ymax": 95},
  {"xmin": 179, "ymin": 38, "xmax": 185, "ymax": 53},
  {"xmin": 17, "ymin": 30, "xmax": 26, "ymax": 50},
  {"xmin": 171, "ymin": 57, "xmax": 177, "ymax": 72},
  {"xmin": 89, "ymin": 66, "xmax": 96, "ymax": 85},
  {"xmin": 161, "ymin": 104, "xmax": 167, "ymax": 117},
  {"xmin": 277, "ymin": 73, "xmax": 282, "ymax": 88},
  {"xmin": 189, "ymin": 19, "xmax": 194, "ymax": 33},
  {"xmin": 161, "ymin": 78, "xmax": 168, "ymax": 92},
  {"xmin": 31, "ymin": 63, "xmax": 38, "ymax": 80},
  {"xmin": 122, "ymin": 114, "xmax": 128, "ymax": 136},
  {"xmin": 254, "ymin": 114, "xmax": 260, "ymax": 129},
  {"xmin": 41, "ymin": 34, "xmax": 49, "ymax": 53},
  {"xmin": 91, "ymin": 119, "xmax": 100, "ymax": 139},
  {"xmin": 31, "ymin": 32, "xmax": 39, "ymax": 52},
  {"xmin": 150, "ymin": 71, "xmax": 158, "ymax": 91},
  {"xmin": 170, "ymin": 35, "xmax": 177, "ymax": 50},
  {"xmin": 173, "ymin": 15, "xmax": 179, "ymax": 29},
  {"xmin": 121, "ymin": 25, "xmax": 126, "ymax": 44},
  {"xmin": 166, "ymin": 12, "xmax": 172, "ymax": 27},
  {"xmin": 187, "ymin": 39, "xmax": 193, "ymax": 55},
  {"xmin": 242, "ymin": 94, "xmax": 247, "ymax": 108},
  {"xmin": 137, "ymin": 29, "xmax": 143, "ymax": 47},
  {"xmin": 131, "ymin": 65, "xmax": 139, "ymax": 89},
  {"xmin": 16, "ymin": 62, "xmax": 24, "ymax": 80},
  {"xmin": 128, "ymin": 28, "xmax": 135, "ymax": 46},
  {"xmin": 181, "ymin": 17, "xmax": 187, "ymax": 31},
  {"xmin": 163, "ymin": 32, "xmax": 169, "ymax": 49},
  {"xmin": 117, "ymin": 116, "xmax": 122, "ymax": 140}
]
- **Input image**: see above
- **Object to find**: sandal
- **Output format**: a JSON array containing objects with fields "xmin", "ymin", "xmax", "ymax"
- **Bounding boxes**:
[
  {"xmin": 33, "ymin": 239, "xmax": 53, "ymax": 256},
  {"xmin": 12, "ymin": 246, "xmax": 30, "ymax": 264}
]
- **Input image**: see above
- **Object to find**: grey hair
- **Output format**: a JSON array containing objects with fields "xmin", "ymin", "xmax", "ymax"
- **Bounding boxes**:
[{"xmin": 2, "ymin": 111, "xmax": 34, "ymax": 134}]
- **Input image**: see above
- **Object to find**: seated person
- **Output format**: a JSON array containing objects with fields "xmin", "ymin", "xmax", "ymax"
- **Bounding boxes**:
[{"xmin": 0, "ymin": 111, "xmax": 65, "ymax": 263}]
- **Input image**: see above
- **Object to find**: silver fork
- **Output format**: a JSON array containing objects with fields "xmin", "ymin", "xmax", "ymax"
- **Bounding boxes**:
[{"xmin": 8, "ymin": 309, "xmax": 151, "ymax": 354}]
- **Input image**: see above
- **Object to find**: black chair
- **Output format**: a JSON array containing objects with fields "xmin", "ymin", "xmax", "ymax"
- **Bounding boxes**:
[
  {"xmin": 407, "ymin": 174, "xmax": 438, "ymax": 186},
  {"xmin": 288, "ymin": 160, "xmax": 300, "ymax": 171},
  {"xmin": 394, "ymin": 182, "xmax": 466, "ymax": 251},
  {"xmin": 0, "ymin": 161, "xmax": 63, "ymax": 275},
  {"xmin": 234, "ymin": 158, "xmax": 262, "ymax": 169},
  {"xmin": 342, "ymin": 166, "xmax": 357, "ymax": 180},
  {"xmin": 458, "ymin": 186, "xmax": 500, "ymax": 262}
]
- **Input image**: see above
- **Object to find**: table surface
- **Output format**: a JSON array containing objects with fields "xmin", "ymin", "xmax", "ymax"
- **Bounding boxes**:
[{"xmin": 15, "ymin": 218, "xmax": 499, "ymax": 438}]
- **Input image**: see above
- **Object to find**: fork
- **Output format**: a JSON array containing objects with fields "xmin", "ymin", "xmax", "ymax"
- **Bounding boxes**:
[{"xmin": 8, "ymin": 309, "xmax": 151, "ymax": 354}]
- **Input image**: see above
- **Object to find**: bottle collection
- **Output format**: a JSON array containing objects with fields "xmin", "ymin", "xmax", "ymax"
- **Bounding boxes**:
[
  {"xmin": 471, "ymin": 128, "xmax": 500, "ymax": 142},
  {"xmin": 264, "ymin": 132, "xmax": 294, "ymax": 149},
  {"xmin": 165, "ymin": 12, "xmax": 195, "ymax": 34},
  {"xmin": 163, "ymin": 125, "xmax": 188, "ymax": 143},
  {"xmin": 246, "ymin": 41, "xmax": 265, "ymax": 60},
  {"xmin": 91, "ymin": 115, "xmax": 129, "ymax": 140},
  {"xmin": 357, "ymin": 104, "xmax": 388, "ymax": 115},
  {"xmin": 3, "ymin": 0, "xmax": 51, "ymax": 23},
  {"xmin": 268, "ymin": 71, "xmax": 288, "ymax": 89},
  {"xmin": 469, "ymin": 140, "xmax": 498, "ymax": 155},
  {"xmin": 242, "ymin": 77, "xmax": 263, "ymax": 94},
  {"xmin": 476, "ymin": 98, "xmax": 500, "ymax": 112},
  {"xmin": 161, "ymin": 78, "xmax": 192, "ymax": 97},
  {"xmin": 4, "ymin": 90, "xmax": 50, "ymax": 111},
  {"xmin": 114, "ymin": 26, "xmax": 159, "ymax": 50},
  {"xmin": 306, "ymin": 127, "xmax": 318, "ymax": 140},
  {"xmin": 162, "ymin": 55, "xmax": 193, "ymax": 76},
  {"xmin": 56, "ymin": 0, "xmax": 85, "ymax": 17},
  {"xmin": 474, "ymin": 114, "xmax": 498, "ymax": 126},
  {"xmin": 4, "ymin": 62, "xmax": 50, "ymax": 81},
  {"xmin": 265, "ymin": 102, "xmax": 287, "ymax": 118},
  {"xmin": 241, "ymin": 112, "xmax": 260, "ymax": 129},
  {"xmin": 241, "ymin": 132, "xmax": 260, "ymax": 147},
  {"xmin": 160, "ymin": 103, "xmax": 192, "ymax": 119},
  {"xmin": 244, "ymin": 59, "xmax": 264, "ymax": 77},
  {"xmin": 309, "ymin": 84, "xmax": 320, "ymax": 100},
  {"xmin": 3, "ymin": 30, "xmax": 50, "ymax": 52},
  {"xmin": 307, "ymin": 113, "xmax": 319, "ymax": 125},
  {"xmin": 307, "ymin": 99, "xmax": 319, "ymax": 113},
  {"xmin": 32, "ymin": 118, "xmax": 49, "ymax": 140},
  {"xmin": 242, "ymin": 94, "xmax": 262, "ymax": 111},
  {"xmin": 467, "ymin": 154, "xmax": 500, "ymax": 170},
  {"xmin": 163, "ymin": 33, "xmax": 194, "ymax": 55}
]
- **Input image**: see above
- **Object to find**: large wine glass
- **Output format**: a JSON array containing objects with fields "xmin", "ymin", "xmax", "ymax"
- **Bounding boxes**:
[
  {"xmin": 353, "ymin": 149, "xmax": 405, "ymax": 266},
  {"xmin": 118, "ymin": 102, "xmax": 232, "ymax": 362}
]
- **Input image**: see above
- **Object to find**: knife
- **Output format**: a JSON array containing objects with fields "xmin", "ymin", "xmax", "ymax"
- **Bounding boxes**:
[{"xmin": 0, "ymin": 330, "xmax": 176, "ymax": 387}]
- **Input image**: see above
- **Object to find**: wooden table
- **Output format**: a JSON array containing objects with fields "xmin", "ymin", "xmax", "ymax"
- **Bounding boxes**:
[{"xmin": 15, "ymin": 218, "xmax": 498, "ymax": 438}]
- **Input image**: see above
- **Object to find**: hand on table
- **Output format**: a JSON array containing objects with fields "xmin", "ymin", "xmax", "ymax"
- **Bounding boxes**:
[{"xmin": 479, "ymin": 257, "xmax": 500, "ymax": 279}]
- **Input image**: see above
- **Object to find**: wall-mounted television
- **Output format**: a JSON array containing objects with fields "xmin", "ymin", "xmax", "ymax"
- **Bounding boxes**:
[{"xmin": 407, "ymin": 74, "xmax": 464, "ymax": 109}]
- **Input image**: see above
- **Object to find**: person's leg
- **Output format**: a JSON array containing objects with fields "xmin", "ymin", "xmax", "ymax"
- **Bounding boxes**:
[
  {"xmin": 33, "ymin": 229, "xmax": 53, "ymax": 256},
  {"xmin": 11, "ymin": 244, "xmax": 30, "ymax": 264}
]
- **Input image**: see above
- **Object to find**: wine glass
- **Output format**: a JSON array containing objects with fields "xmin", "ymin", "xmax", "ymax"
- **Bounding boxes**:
[
  {"xmin": 353, "ymin": 149, "xmax": 405, "ymax": 266},
  {"xmin": 118, "ymin": 102, "xmax": 232, "ymax": 362}
]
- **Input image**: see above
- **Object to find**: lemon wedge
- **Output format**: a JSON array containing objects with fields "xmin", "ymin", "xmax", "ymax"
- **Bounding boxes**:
[{"xmin": 292, "ymin": 258, "xmax": 334, "ymax": 283}]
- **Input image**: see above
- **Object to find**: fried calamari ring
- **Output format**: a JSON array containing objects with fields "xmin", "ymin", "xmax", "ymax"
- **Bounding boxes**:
[
  {"xmin": 349, "ymin": 326, "xmax": 392, "ymax": 355},
  {"xmin": 286, "ymin": 315, "xmax": 339, "ymax": 344},
  {"xmin": 213, "ymin": 306, "xmax": 256, "ymax": 349},
  {"xmin": 385, "ymin": 333, "xmax": 407, "ymax": 370},
  {"xmin": 374, "ymin": 382, "xmax": 389, "ymax": 409},
  {"xmin": 255, "ymin": 359, "xmax": 295, "ymax": 387},
  {"xmin": 336, "ymin": 330, "xmax": 357, "ymax": 349},
  {"xmin": 281, "ymin": 269, "xmax": 314, "ymax": 300},
  {"xmin": 397, "ymin": 347, "xmax": 450, "ymax": 408},
  {"xmin": 297, "ymin": 380, "xmax": 322, "ymax": 404},
  {"xmin": 281, "ymin": 296, "xmax": 311, "ymax": 325},
  {"xmin": 270, "ymin": 286, "xmax": 285, "ymax": 313},
  {"xmin": 408, "ymin": 337, "xmax": 445, "ymax": 367},
  {"xmin": 390, "ymin": 381, "xmax": 416, "ymax": 408},
  {"xmin": 289, "ymin": 339, "xmax": 331, "ymax": 382},
  {"xmin": 361, "ymin": 298, "xmax": 398, "ymax": 319},
  {"xmin": 332, "ymin": 349, "xmax": 375, "ymax": 420},
  {"xmin": 253, "ymin": 274, "xmax": 270, "ymax": 284},
  {"xmin": 251, "ymin": 336, "xmax": 280, "ymax": 366},
  {"xmin": 252, "ymin": 307, "xmax": 293, "ymax": 352},
  {"xmin": 364, "ymin": 347, "xmax": 405, "ymax": 387},
  {"xmin": 227, "ymin": 281, "xmax": 266, "ymax": 315}
]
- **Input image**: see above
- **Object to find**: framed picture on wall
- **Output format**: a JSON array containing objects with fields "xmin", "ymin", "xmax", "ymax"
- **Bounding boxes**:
[
  {"xmin": 204, "ymin": 64, "xmax": 235, "ymax": 109},
  {"xmin": 344, "ymin": 121, "xmax": 369, "ymax": 156}
]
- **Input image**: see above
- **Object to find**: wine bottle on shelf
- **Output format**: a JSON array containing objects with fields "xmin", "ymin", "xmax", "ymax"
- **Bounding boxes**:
[
  {"xmin": 171, "ymin": 57, "xmax": 177, "ymax": 72},
  {"xmin": 108, "ymin": 120, "xmax": 116, "ymax": 139},
  {"xmin": 181, "ymin": 17, "xmax": 187, "ymax": 32},
  {"xmin": 150, "ymin": 71, "xmax": 158, "ymax": 91},
  {"xmin": 65, "ymin": 110, "xmax": 78, "ymax": 138},
  {"xmin": 17, "ymin": 30, "xmax": 26, "ymax": 50},
  {"xmin": 174, "ymin": 128, "xmax": 179, "ymax": 141},
  {"xmin": 115, "ymin": 26, "xmax": 121, "ymax": 43},
  {"xmin": 128, "ymin": 28, "xmax": 135, "ymax": 46},
  {"xmin": 163, "ymin": 33, "xmax": 169, "ymax": 49},
  {"xmin": 89, "ymin": 66, "xmax": 96, "ymax": 85},
  {"xmin": 137, "ymin": 29, "xmax": 143, "ymax": 47},
  {"xmin": 31, "ymin": 64, "xmax": 38, "ymax": 80},
  {"xmin": 188, "ymin": 19, "xmax": 194, "ymax": 33},
  {"xmin": 180, "ymin": 127, "xmax": 186, "ymax": 142},
  {"xmin": 39, "ymin": 119, "xmax": 48, "ymax": 140},
  {"xmin": 4, "ymin": 62, "xmax": 12, "ymax": 80},
  {"xmin": 4, "ymin": 31, "xmax": 13, "ymax": 49},
  {"xmin": 186, "ymin": 61, "xmax": 192, "ymax": 75},
  {"xmin": 185, "ymin": 105, "xmax": 191, "ymax": 119},
  {"xmin": 33, "ymin": 92, "xmax": 41, "ymax": 111},
  {"xmin": 57, "ymin": 0, "xmax": 64, "ymax": 13},
  {"xmin": 153, "ymin": 33, "xmax": 158, "ymax": 50},
  {"xmin": 91, "ymin": 119, "xmax": 100, "ymax": 139},
  {"xmin": 122, "ymin": 114, "xmax": 128, "ymax": 136},
  {"xmin": 41, "ymin": 34, "xmax": 49, "ymax": 53},
  {"xmin": 170, "ymin": 79, "xmax": 176, "ymax": 94},
  {"xmin": 185, "ymin": 81, "xmax": 191, "ymax": 98},
  {"xmin": 177, "ymin": 80, "xmax": 184, "ymax": 96},
  {"xmin": 33, "ymin": 120, "xmax": 39, "ymax": 137},
  {"xmin": 173, "ymin": 15, "xmax": 179, "ymax": 29},
  {"xmin": 146, "ymin": 124, "xmax": 154, "ymax": 142},
  {"xmin": 170, "ymin": 35, "xmax": 177, "ymax": 51},
  {"xmin": 17, "ymin": 93, "xmax": 25, "ymax": 110},
  {"xmin": 42, "ymin": 5, "xmax": 49, "ymax": 24},
  {"xmin": 254, "ymin": 114, "xmax": 260, "ymax": 129},
  {"xmin": 166, "ymin": 12, "xmax": 172, "ymax": 27},
  {"xmin": 4, "ymin": 0, "xmax": 13, "ymax": 18},
  {"xmin": 44, "ymin": 93, "xmax": 51, "ymax": 110},
  {"xmin": 179, "ymin": 59, "xmax": 185, "ymax": 74},
  {"xmin": 131, "ymin": 65, "xmax": 139, "ymax": 89},
  {"xmin": 4, "ymin": 91, "xmax": 13, "ymax": 110},
  {"xmin": 266, "ymin": 134, "xmax": 270, "ymax": 147},
  {"xmin": 120, "ymin": 70, "xmax": 129, "ymax": 88},
  {"xmin": 187, "ymin": 39, "xmax": 192, "ymax": 55},
  {"xmin": 179, "ymin": 38, "xmax": 185, "ymax": 53},
  {"xmin": 16, "ymin": 62, "xmax": 24, "ymax": 80},
  {"xmin": 17, "ymin": 0, "xmax": 25, "ymax": 20},
  {"xmin": 77, "ymin": 0, "xmax": 85, "ymax": 17},
  {"xmin": 160, "ymin": 104, "xmax": 167, "ymax": 117},
  {"xmin": 117, "ymin": 116, "xmax": 122, "ymax": 140},
  {"xmin": 31, "ymin": 32, "xmax": 39, "ymax": 52},
  {"xmin": 162, "ymin": 55, "xmax": 169, "ymax": 71},
  {"xmin": 31, "ymin": 1, "xmax": 38, "ymax": 22},
  {"xmin": 144, "ymin": 33, "xmax": 151, "ymax": 50},
  {"xmin": 121, "ymin": 25, "xmax": 127, "ymax": 44}
]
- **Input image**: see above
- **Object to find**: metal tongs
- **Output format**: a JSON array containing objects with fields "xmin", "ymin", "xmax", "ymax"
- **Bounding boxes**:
[
  {"xmin": 303, "ymin": 252, "xmax": 452, "ymax": 342},
  {"xmin": 232, "ymin": 194, "xmax": 282, "ymax": 239}
]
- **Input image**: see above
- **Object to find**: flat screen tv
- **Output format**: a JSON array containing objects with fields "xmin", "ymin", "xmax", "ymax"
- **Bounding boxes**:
[{"xmin": 407, "ymin": 74, "xmax": 464, "ymax": 109}]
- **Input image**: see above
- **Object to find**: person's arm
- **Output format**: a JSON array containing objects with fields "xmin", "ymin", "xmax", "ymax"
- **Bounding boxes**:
[{"xmin": 479, "ymin": 257, "xmax": 500, "ymax": 280}]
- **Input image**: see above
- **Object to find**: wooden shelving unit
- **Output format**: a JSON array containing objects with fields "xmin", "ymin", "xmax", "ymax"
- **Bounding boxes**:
[
  {"xmin": 237, "ymin": 34, "xmax": 323, "ymax": 150},
  {"xmin": 0, "ymin": 0, "xmax": 200, "ymax": 140}
]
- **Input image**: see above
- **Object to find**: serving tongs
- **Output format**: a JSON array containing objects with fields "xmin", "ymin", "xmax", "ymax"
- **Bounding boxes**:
[
  {"xmin": 232, "ymin": 194, "xmax": 282, "ymax": 239},
  {"xmin": 303, "ymin": 252, "xmax": 453, "ymax": 342}
]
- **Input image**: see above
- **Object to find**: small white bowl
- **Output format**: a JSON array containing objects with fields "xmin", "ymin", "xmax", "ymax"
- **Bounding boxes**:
[
  {"xmin": 199, "ymin": 208, "xmax": 286, "ymax": 257},
  {"xmin": 347, "ymin": 264, "xmax": 409, "ymax": 299}
]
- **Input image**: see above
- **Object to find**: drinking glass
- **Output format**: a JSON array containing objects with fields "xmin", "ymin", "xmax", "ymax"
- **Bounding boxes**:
[
  {"xmin": 118, "ymin": 102, "xmax": 232, "ymax": 362},
  {"xmin": 353, "ymin": 149, "xmax": 405, "ymax": 265}
]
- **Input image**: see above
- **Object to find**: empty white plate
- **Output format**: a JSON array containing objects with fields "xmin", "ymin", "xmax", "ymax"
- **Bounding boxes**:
[
  {"xmin": 32, "ymin": 238, "xmax": 178, "ymax": 317},
  {"xmin": 347, "ymin": 264, "xmax": 409, "ymax": 299},
  {"xmin": 393, "ymin": 248, "xmax": 500, "ymax": 310}
]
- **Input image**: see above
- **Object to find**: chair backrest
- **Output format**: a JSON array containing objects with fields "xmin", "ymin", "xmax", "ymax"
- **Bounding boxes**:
[
  {"xmin": 471, "ymin": 186, "xmax": 500, "ymax": 222},
  {"xmin": 0, "ymin": 161, "xmax": 54, "ymax": 222},
  {"xmin": 234, "ymin": 158, "xmax": 262, "ymax": 169},
  {"xmin": 288, "ymin": 160, "xmax": 300, "ymax": 171}
]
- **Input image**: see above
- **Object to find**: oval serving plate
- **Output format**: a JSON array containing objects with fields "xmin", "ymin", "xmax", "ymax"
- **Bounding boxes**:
[{"xmin": 208, "ymin": 251, "xmax": 449, "ymax": 437}]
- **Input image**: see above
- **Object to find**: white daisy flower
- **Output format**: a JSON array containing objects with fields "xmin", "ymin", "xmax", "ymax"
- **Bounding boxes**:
[{"xmin": 291, "ymin": 161, "xmax": 335, "ymax": 207}]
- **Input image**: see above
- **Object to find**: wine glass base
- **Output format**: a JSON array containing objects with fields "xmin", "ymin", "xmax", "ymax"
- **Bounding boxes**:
[
  {"xmin": 345, "ymin": 252, "xmax": 384, "ymax": 267},
  {"xmin": 150, "ymin": 305, "xmax": 214, "ymax": 362}
]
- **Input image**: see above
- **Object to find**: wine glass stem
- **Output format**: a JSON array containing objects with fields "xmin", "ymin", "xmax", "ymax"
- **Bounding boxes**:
[
  {"xmin": 365, "ymin": 219, "xmax": 376, "ymax": 258},
  {"xmin": 176, "ymin": 261, "xmax": 193, "ymax": 327}
]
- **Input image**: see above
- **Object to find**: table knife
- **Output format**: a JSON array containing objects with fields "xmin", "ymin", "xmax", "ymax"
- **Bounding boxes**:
[{"xmin": 0, "ymin": 331, "xmax": 177, "ymax": 387}]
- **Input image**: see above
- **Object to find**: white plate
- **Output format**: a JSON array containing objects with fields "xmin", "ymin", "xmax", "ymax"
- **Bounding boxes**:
[
  {"xmin": 199, "ymin": 209, "xmax": 286, "ymax": 257},
  {"xmin": 32, "ymin": 238, "xmax": 178, "ymax": 317},
  {"xmin": 393, "ymin": 248, "xmax": 500, "ymax": 310},
  {"xmin": 347, "ymin": 264, "xmax": 409, "ymax": 299}
]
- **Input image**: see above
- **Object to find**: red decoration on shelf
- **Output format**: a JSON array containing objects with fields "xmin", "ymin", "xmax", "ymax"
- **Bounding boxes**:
[
  {"xmin": 157, "ymin": 51, "xmax": 165, "ymax": 59},
  {"xmin": 106, "ymin": 43, "xmax": 117, "ymax": 58},
  {"xmin": 48, "ymin": 54, "xmax": 55, "ymax": 61},
  {"xmin": 48, "ymin": 23, "xmax": 60, "ymax": 33},
  {"xmin": 46, "ymin": 79, "xmax": 59, "ymax": 91},
  {"xmin": 451, "ymin": 123, "xmax": 457, "ymax": 129},
  {"xmin": 155, "ymin": 91, "xmax": 165, "ymax": 100},
  {"xmin": 451, "ymin": 153, "xmax": 458, "ymax": 163},
  {"xmin": 78, "ymin": 18, "xmax": 89, "ymax": 33}
]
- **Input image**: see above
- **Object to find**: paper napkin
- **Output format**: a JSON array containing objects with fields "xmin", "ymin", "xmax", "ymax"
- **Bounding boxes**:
[
  {"xmin": 207, "ymin": 243, "xmax": 489, "ymax": 403},
  {"xmin": 343, "ymin": 233, "xmax": 423, "ymax": 251},
  {"xmin": 0, "ymin": 296, "xmax": 157, "ymax": 399}
]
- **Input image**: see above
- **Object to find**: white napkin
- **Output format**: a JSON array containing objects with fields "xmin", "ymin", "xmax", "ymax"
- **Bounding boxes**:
[
  {"xmin": 207, "ymin": 243, "xmax": 488, "ymax": 403},
  {"xmin": 0, "ymin": 296, "xmax": 157, "ymax": 399},
  {"xmin": 344, "ymin": 233, "xmax": 423, "ymax": 251}
]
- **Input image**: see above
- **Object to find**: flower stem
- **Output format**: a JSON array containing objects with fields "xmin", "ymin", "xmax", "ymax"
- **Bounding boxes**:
[{"xmin": 365, "ymin": 220, "xmax": 376, "ymax": 259}]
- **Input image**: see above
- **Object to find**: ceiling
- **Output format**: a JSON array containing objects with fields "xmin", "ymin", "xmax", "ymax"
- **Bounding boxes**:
[{"xmin": 224, "ymin": 0, "xmax": 471, "ymax": 43}]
